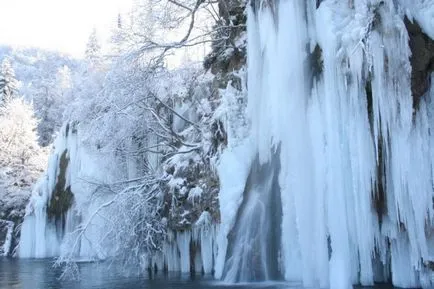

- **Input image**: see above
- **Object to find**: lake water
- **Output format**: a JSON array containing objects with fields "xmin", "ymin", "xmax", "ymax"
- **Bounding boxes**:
[{"xmin": 0, "ymin": 258, "xmax": 399, "ymax": 289}]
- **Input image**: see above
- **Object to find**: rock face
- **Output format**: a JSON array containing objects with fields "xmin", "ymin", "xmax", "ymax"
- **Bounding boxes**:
[
  {"xmin": 405, "ymin": 17, "xmax": 434, "ymax": 109},
  {"xmin": 46, "ymin": 149, "xmax": 74, "ymax": 232},
  {"xmin": 204, "ymin": 0, "xmax": 246, "ymax": 76},
  {"xmin": 162, "ymin": 156, "xmax": 220, "ymax": 231}
]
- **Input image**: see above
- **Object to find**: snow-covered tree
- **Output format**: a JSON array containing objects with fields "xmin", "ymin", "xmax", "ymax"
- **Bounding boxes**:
[
  {"xmin": 85, "ymin": 28, "xmax": 103, "ymax": 68},
  {"xmin": 0, "ymin": 58, "xmax": 19, "ymax": 104},
  {"xmin": 109, "ymin": 14, "xmax": 127, "ymax": 57},
  {"xmin": 31, "ymin": 65, "xmax": 75, "ymax": 147},
  {"xmin": 57, "ymin": 65, "xmax": 72, "ymax": 91},
  {"xmin": 0, "ymin": 98, "xmax": 43, "ymax": 166},
  {"xmin": 0, "ymin": 47, "xmax": 81, "ymax": 146}
]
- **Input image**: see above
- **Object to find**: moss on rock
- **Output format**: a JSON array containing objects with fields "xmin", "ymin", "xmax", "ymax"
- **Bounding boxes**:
[{"xmin": 47, "ymin": 149, "xmax": 74, "ymax": 230}]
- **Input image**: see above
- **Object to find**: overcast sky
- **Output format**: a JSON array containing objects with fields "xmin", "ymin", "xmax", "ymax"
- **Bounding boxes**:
[{"xmin": 0, "ymin": 0, "xmax": 133, "ymax": 57}]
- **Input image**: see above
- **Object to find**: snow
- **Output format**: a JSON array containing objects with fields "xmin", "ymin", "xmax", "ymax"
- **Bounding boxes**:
[
  {"xmin": 17, "ymin": 61, "xmax": 221, "ymax": 273},
  {"xmin": 168, "ymin": 178, "xmax": 185, "ymax": 192}
]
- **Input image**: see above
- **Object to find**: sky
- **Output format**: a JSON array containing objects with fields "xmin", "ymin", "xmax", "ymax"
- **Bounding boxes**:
[{"xmin": 0, "ymin": 0, "xmax": 133, "ymax": 58}]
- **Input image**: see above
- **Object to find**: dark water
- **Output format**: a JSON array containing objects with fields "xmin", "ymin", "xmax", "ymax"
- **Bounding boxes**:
[
  {"xmin": 0, "ymin": 259, "xmax": 288, "ymax": 289},
  {"xmin": 0, "ymin": 258, "xmax": 398, "ymax": 289}
]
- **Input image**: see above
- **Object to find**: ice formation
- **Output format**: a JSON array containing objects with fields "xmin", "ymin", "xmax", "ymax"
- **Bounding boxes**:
[
  {"xmin": 19, "ymin": 124, "xmax": 121, "ymax": 259},
  {"xmin": 218, "ymin": 0, "xmax": 434, "ymax": 288}
]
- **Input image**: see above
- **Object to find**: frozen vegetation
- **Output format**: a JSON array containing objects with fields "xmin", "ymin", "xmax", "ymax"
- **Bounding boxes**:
[{"xmin": 1, "ymin": 0, "xmax": 433, "ymax": 289}]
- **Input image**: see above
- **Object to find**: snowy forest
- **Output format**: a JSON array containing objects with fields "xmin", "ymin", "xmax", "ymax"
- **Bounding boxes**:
[{"xmin": 0, "ymin": 0, "xmax": 434, "ymax": 289}]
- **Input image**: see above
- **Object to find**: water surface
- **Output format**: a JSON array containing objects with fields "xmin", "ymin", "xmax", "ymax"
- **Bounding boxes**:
[{"xmin": 0, "ymin": 259, "xmax": 398, "ymax": 289}]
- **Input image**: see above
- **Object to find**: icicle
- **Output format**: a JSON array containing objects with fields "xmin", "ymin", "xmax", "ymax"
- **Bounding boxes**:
[{"xmin": 177, "ymin": 231, "xmax": 191, "ymax": 273}]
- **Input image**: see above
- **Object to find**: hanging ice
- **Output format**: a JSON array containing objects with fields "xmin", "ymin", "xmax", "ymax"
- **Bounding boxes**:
[{"xmin": 220, "ymin": 0, "xmax": 434, "ymax": 288}]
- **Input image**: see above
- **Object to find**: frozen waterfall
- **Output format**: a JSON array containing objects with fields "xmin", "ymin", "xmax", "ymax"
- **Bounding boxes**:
[{"xmin": 219, "ymin": 0, "xmax": 434, "ymax": 288}]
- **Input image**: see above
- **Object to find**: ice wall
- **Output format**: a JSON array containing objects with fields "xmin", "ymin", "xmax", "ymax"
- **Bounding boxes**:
[
  {"xmin": 218, "ymin": 0, "xmax": 434, "ymax": 288},
  {"xmin": 19, "ymin": 124, "xmax": 122, "ymax": 259}
]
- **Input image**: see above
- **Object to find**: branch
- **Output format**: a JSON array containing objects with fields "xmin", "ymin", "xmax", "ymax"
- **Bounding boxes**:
[
  {"xmin": 150, "ymin": 92, "xmax": 200, "ymax": 130},
  {"xmin": 168, "ymin": 0, "xmax": 192, "ymax": 11}
]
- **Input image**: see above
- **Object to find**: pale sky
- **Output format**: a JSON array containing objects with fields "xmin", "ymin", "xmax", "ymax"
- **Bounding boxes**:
[{"xmin": 0, "ymin": 0, "xmax": 133, "ymax": 58}]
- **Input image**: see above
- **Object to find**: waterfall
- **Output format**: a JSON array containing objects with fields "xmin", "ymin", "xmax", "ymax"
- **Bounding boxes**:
[
  {"xmin": 0, "ymin": 220, "xmax": 14, "ymax": 256},
  {"xmin": 219, "ymin": 0, "xmax": 434, "ymax": 288},
  {"xmin": 223, "ymin": 153, "xmax": 282, "ymax": 282}
]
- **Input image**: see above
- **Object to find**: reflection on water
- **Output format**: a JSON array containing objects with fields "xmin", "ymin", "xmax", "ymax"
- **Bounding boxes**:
[{"xmin": 0, "ymin": 258, "xmax": 399, "ymax": 289}]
